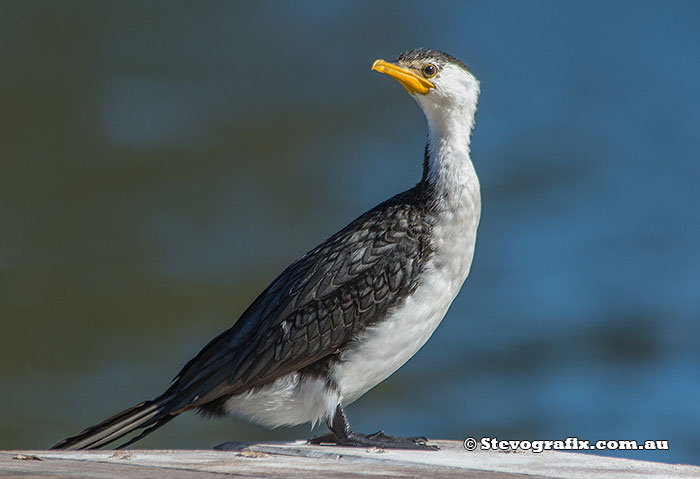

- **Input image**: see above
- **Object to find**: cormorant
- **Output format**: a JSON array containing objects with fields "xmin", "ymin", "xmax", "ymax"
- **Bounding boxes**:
[{"xmin": 52, "ymin": 48, "xmax": 481, "ymax": 451}]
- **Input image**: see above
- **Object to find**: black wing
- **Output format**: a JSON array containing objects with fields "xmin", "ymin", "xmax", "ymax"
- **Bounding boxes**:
[{"xmin": 161, "ymin": 185, "xmax": 433, "ymax": 413}]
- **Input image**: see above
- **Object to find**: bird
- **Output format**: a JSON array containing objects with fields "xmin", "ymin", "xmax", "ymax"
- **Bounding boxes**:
[{"xmin": 51, "ymin": 48, "xmax": 481, "ymax": 451}]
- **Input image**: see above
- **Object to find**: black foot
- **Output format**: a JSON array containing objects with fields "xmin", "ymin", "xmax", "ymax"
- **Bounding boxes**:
[
  {"xmin": 309, "ymin": 405, "xmax": 439, "ymax": 451},
  {"xmin": 310, "ymin": 430, "xmax": 438, "ymax": 450}
]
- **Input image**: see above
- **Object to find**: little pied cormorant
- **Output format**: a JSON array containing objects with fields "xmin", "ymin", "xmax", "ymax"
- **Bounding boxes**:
[{"xmin": 52, "ymin": 48, "xmax": 481, "ymax": 451}]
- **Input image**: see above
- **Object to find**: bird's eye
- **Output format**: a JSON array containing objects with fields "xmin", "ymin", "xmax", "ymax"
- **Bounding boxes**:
[{"xmin": 422, "ymin": 63, "xmax": 437, "ymax": 78}]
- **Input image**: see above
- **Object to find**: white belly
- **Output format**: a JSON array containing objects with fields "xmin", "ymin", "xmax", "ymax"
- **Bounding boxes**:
[{"xmin": 225, "ymin": 372, "xmax": 339, "ymax": 428}]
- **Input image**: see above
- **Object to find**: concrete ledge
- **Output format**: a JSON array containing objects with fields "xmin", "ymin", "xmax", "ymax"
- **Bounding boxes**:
[{"xmin": 2, "ymin": 440, "xmax": 697, "ymax": 478}]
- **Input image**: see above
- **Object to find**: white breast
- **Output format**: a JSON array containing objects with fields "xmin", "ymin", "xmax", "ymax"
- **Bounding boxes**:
[{"xmin": 332, "ymin": 186, "xmax": 481, "ymax": 406}]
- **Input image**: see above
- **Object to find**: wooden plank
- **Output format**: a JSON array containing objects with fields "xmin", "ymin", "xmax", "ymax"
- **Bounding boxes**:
[{"xmin": 1, "ymin": 440, "xmax": 698, "ymax": 479}]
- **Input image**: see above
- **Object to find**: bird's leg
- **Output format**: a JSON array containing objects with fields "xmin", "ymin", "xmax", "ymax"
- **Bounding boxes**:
[{"xmin": 309, "ymin": 405, "xmax": 439, "ymax": 450}]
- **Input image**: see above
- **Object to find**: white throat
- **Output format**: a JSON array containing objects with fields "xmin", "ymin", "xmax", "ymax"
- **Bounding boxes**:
[{"xmin": 420, "ymin": 90, "xmax": 480, "ymax": 211}]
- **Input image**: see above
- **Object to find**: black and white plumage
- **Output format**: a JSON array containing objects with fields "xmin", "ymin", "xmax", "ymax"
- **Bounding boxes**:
[{"xmin": 52, "ymin": 48, "xmax": 481, "ymax": 451}]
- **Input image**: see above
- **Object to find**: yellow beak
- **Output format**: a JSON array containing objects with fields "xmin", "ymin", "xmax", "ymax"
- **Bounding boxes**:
[{"xmin": 371, "ymin": 59, "xmax": 434, "ymax": 95}]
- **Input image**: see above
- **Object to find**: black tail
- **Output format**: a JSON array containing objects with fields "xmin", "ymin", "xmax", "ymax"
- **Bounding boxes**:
[{"xmin": 51, "ymin": 397, "xmax": 177, "ymax": 450}]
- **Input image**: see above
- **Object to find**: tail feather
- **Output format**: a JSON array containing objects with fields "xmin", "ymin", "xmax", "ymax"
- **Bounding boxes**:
[
  {"xmin": 115, "ymin": 415, "xmax": 175, "ymax": 450},
  {"xmin": 51, "ymin": 399, "xmax": 175, "ymax": 450},
  {"xmin": 52, "ymin": 352, "xmax": 238, "ymax": 450}
]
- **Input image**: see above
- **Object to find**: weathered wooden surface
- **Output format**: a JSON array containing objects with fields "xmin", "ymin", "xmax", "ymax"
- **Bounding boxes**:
[{"xmin": 1, "ymin": 440, "xmax": 698, "ymax": 479}]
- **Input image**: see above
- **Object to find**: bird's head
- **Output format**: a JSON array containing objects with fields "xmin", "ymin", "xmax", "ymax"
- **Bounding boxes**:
[{"xmin": 372, "ymin": 48, "xmax": 479, "ymax": 138}]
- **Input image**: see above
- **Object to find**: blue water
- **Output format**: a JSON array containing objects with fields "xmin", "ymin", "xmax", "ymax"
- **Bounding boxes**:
[{"xmin": 1, "ymin": 0, "xmax": 698, "ymax": 465}]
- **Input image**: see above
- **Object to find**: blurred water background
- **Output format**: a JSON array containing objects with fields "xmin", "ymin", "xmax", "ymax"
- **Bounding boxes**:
[{"xmin": 1, "ymin": 0, "xmax": 699, "ymax": 465}]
